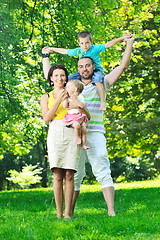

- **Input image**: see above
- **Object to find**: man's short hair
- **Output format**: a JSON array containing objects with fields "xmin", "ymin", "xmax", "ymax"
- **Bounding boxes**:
[
  {"xmin": 78, "ymin": 56, "xmax": 94, "ymax": 65},
  {"xmin": 78, "ymin": 31, "xmax": 92, "ymax": 42}
]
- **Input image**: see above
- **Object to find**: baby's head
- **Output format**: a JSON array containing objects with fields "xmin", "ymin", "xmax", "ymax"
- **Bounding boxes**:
[
  {"xmin": 78, "ymin": 31, "xmax": 93, "ymax": 52},
  {"xmin": 66, "ymin": 80, "xmax": 84, "ymax": 96}
]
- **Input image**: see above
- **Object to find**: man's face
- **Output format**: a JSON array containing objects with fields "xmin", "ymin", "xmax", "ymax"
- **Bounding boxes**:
[{"xmin": 78, "ymin": 58, "xmax": 95, "ymax": 80}]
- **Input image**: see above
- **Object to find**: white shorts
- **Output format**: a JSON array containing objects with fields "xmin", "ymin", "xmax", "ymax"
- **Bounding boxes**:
[{"xmin": 74, "ymin": 131, "xmax": 114, "ymax": 190}]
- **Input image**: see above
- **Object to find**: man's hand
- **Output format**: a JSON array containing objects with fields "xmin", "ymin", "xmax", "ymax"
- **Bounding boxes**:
[{"xmin": 42, "ymin": 46, "xmax": 54, "ymax": 54}]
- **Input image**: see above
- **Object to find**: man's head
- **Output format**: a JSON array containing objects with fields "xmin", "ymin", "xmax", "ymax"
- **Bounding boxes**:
[
  {"xmin": 78, "ymin": 57, "xmax": 95, "ymax": 82},
  {"xmin": 78, "ymin": 31, "xmax": 93, "ymax": 52}
]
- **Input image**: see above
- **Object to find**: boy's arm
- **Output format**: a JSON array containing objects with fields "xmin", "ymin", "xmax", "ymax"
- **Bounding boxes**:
[
  {"xmin": 49, "ymin": 47, "xmax": 68, "ymax": 55},
  {"xmin": 105, "ymin": 33, "xmax": 132, "ymax": 49},
  {"xmin": 106, "ymin": 37, "xmax": 134, "ymax": 87}
]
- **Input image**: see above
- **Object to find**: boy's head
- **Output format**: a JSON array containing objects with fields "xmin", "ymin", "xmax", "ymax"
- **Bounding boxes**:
[{"xmin": 78, "ymin": 31, "xmax": 93, "ymax": 52}]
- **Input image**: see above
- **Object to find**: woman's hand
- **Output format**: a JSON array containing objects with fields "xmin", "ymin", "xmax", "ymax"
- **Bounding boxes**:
[{"xmin": 57, "ymin": 89, "xmax": 68, "ymax": 102}]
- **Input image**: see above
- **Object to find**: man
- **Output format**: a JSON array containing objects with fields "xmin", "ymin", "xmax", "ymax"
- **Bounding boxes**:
[{"xmin": 42, "ymin": 36, "xmax": 134, "ymax": 217}]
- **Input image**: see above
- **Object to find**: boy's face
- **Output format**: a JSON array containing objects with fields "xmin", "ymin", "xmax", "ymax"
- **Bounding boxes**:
[{"xmin": 78, "ymin": 37, "xmax": 93, "ymax": 52}]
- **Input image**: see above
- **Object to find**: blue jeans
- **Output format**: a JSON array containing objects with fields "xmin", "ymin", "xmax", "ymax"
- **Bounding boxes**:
[{"xmin": 68, "ymin": 70, "xmax": 104, "ymax": 83}]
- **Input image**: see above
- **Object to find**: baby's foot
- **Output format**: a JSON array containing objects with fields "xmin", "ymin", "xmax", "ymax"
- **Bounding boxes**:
[
  {"xmin": 100, "ymin": 102, "xmax": 106, "ymax": 111},
  {"xmin": 77, "ymin": 138, "xmax": 81, "ymax": 145},
  {"xmin": 81, "ymin": 145, "xmax": 90, "ymax": 150}
]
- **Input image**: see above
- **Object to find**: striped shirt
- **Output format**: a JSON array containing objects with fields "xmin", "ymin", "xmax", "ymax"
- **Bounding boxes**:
[{"xmin": 81, "ymin": 76, "xmax": 110, "ymax": 133}]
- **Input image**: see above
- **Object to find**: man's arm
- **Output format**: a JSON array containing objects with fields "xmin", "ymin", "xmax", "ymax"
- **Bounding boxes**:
[
  {"xmin": 42, "ymin": 47, "xmax": 53, "ymax": 79},
  {"xmin": 105, "ymin": 34, "xmax": 132, "ymax": 49},
  {"xmin": 106, "ymin": 37, "xmax": 134, "ymax": 87}
]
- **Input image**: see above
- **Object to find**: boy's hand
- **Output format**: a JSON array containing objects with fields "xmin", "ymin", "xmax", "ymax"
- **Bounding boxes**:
[
  {"xmin": 123, "ymin": 33, "xmax": 133, "ymax": 40},
  {"xmin": 42, "ymin": 46, "xmax": 54, "ymax": 54},
  {"xmin": 124, "ymin": 36, "xmax": 134, "ymax": 44}
]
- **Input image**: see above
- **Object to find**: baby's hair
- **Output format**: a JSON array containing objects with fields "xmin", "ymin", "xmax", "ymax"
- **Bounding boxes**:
[
  {"xmin": 78, "ymin": 31, "xmax": 92, "ymax": 42},
  {"xmin": 69, "ymin": 79, "xmax": 84, "ymax": 94}
]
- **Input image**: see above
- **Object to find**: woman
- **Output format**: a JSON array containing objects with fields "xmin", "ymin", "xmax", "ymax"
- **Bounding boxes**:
[{"xmin": 40, "ymin": 51, "xmax": 90, "ymax": 219}]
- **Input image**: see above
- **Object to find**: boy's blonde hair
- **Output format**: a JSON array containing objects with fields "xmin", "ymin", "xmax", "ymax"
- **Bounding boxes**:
[
  {"xmin": 69, "ymin": 79, "xmax": 84, "ymax": 94},
  {"xmin": 78, "ymin": 31, "xmax": 92, "ymax": 42}
]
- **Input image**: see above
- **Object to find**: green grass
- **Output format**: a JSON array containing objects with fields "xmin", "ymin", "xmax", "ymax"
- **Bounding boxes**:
[{"xmin": 0, "ymin": 180, "xmax": 160, "ymax": 240}]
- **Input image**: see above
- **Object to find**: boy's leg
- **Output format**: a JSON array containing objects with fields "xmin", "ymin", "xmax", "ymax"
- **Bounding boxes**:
[
  {"xmin": 68, "ymin": 72, "xmax": 81, "ymax": 81},
  {"xmin": 72, "ymin": 122, "xmax": 81, "ymax": 145},
  {"xmin": 95, "ymin": 82, "xmax": 106, "ymax": 111},
  {"xmin": 81, "ymin": 121, "xmax": 90, "ymax": 150},
  {"xmin": 92, "ymin": 71, "xmax": 106, "ymax": 111}
]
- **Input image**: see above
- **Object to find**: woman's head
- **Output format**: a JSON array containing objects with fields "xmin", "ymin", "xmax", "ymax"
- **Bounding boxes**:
[
  {"xmin": 47, "ymin": 65, "xmax": 68, "ymax": 87},
  {"xmin": 66, "ymin": 80, "xmax": 84, "ymax": 96}
]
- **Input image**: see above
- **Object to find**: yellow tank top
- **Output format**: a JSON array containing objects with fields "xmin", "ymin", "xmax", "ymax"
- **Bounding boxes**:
[{"xmin": 48, "ymin": 91, "xmax": 67, "ymax": 120}]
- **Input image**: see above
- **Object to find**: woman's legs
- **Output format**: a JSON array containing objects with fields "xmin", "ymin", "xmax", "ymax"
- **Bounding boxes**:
[
  {"xmin": 64, "ymin": 169, "xmax": 74, "ymax": 218},
  {"xmin": 53, "ymin": 168, "xmax": 64, "ymax": 218}
]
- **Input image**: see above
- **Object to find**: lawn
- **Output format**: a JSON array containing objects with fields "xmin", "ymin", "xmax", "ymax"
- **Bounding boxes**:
[{"xmin": 0, "ymin": 180, "xmax": 159, "ymax": 240}]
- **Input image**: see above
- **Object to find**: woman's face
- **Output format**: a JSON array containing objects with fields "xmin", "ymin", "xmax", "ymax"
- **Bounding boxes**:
[{"xmin": 50, "ymin": 69, "xmax": 66, "ymax": 88}]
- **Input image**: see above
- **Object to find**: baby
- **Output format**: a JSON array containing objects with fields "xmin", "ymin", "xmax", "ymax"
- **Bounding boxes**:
[{"xmin": 63, "ymin": 80, "xmax": 89, "ymax": 150}]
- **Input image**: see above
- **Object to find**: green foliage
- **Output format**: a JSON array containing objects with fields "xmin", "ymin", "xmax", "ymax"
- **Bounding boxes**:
[
  {"xmin": 6, "ymin": 164, "xmax": 43, "ymax": 189},
  {"xmin": 0, "ymin": 0, "xmax": 159, "ymax": 188},
  {"xmin": 0, "ymin": 180, "xmax": 159, "ymax": 239}
]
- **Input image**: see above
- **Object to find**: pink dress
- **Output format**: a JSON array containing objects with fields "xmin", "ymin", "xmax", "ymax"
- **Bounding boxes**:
[{"xmin": 63, "ymin": 95, "xmax": 88, "ymax": 126}]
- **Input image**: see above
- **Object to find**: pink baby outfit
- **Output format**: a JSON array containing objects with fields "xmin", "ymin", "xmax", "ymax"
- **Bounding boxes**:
[{"xmin": 63, "ymin": 95, "xmax": 88, "ymax": 126}]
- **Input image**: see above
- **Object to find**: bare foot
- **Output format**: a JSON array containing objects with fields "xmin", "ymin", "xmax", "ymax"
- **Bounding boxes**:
[
  {"xmin": 100, "ymin": 102, "xmax": 106, "ymax": 111},
  {"xmin": 81, "ymin": 145, "xmax": 90, "ymax": 150},
  {"xmin": 64, "ymin": 216, "xmax": 71, "ymax": 220},
  {"xmin": 108, "ymin": 211, "xmax": 116, "ymax": 217},
  {"xmin": 77, "ymin": 138, "xmax": 81, "ymax": 145}
]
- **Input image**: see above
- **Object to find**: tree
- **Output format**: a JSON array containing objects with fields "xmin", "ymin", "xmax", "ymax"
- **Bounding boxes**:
[{"xmin": 0, "ymin": 0, "xmax": 159, "ymax": 189}]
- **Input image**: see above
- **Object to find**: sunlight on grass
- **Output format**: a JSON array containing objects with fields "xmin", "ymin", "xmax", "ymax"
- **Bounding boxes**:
[
  {"xmin": 0, "ymin": 179, "xmax": 159, "ymax": 240},
  {"xmin": 115, "ymin": 179, "xmax": 160, "ymax": 190},
  {"xmin": 127, "ymin": 203, "xmax": 147, "ymax": 214}
]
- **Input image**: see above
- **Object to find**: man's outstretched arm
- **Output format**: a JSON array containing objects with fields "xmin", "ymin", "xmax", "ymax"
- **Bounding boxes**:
[
  {"xmin": 42, "ymin": 47, "xmax": 53, "ymax": 79},
  {"xmin": 107, "ymin": 37, "xmax": 134, "ymax": 88}
]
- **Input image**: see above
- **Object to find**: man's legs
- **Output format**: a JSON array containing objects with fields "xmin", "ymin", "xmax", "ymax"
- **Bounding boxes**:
[
  {"xmin": 102, "ymin": 187, "xmax": 115, "ymax": 216},
  {"xmin": 82, "ymin": 132, "xmax": 115, "ymax": 216},
  {"xmin": 71, "ymin": 149, "xmax": 87, "ymax": 216}
]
